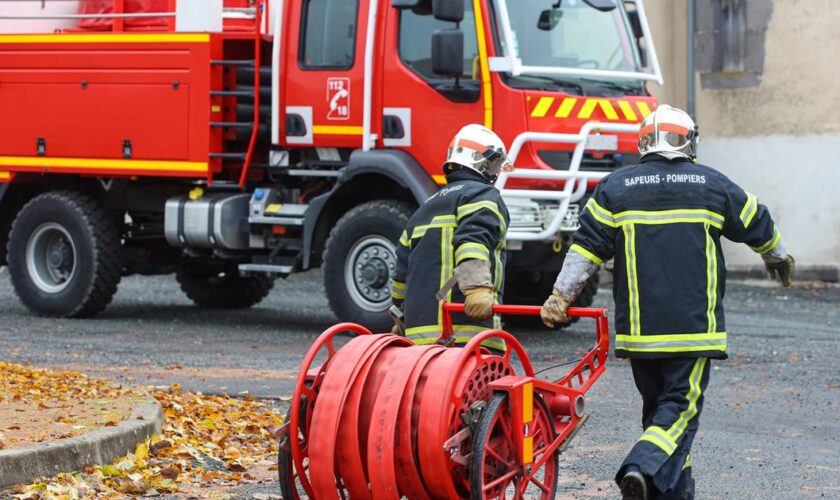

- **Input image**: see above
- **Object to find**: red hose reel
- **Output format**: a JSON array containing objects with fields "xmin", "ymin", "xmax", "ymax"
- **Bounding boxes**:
[{"xmin": 277, "ymin": 304, "xmax": 610, "ymax": 499}]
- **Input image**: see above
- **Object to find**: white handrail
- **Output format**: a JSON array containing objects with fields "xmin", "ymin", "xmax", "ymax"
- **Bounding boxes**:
[
  {"xmin": 271, "ymin": 0, "xmax": 284, "ymax": 145},
  {"xmin": 361, "ymin": 0, "xmax": 379, "ymax": 152},
  {"xmin": 499, "ymin": 121, "xmax": 640, "ymax": 241}
]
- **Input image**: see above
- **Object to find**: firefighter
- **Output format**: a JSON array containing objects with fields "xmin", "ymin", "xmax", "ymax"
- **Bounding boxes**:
[
  {"xmin": 390, "ymin": 124, "xmax": 512, "ymax": 350},
  {"xmin": 540, "ymin": 105, "xmax": 795, "ymax": 500}
]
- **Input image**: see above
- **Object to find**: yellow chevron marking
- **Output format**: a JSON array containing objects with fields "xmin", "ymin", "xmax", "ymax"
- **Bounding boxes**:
[
  {"xmin": 637, "ymin": 101, "xmax": 652, "ymax": 118},
  {"xmin": 599, "ymin": 99, "xmax": 619, "ymax": 120},
  {"xmin": 555, "ymin": 97, "xmax": 578, "ymax": 118},
  {"xmin": 0, "ymin": 171, "xmax": 11, "ymax": 181},
  {"xmin": 618, "ymin": 100, "xmax": 638, "ymax": 121},
  {"xmin": 577, "ymin": 99, "xmax": 598, "ymax": 119},
  {"xmin": 530, "ymin": 97, "xmax": 555, "ymax": 118}
]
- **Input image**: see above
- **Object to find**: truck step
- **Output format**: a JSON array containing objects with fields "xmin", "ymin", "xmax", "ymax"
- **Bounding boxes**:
[
  {"xmin": 248, "ymin": 215, "xmax": 305, "ymax": 226},
  {"xmin": 210, "ymin": 152, "xmax": 247, "ymax": 160},
  {"xmin": 211, "ymin": 122, "xmax": 253, "ymax": 129},
  {"xmin": 239, "ymin": 263, "xmax": 294, "ymax": 275},
  {"xmin": 248, "ymin": 201, "xmax": 307, "ymax": 226},
  {"xmin": 211, "ymin": 59, "xmax": 256, "ymax": 67},
  {"xmin": 211, "ymin": 90, "xmax": 253, "ymax": 98}
]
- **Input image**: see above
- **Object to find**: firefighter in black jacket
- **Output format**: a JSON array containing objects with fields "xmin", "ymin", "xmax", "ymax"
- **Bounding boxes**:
[
  {"xmin": 540, "ymin": 105, "xmax": 795, "ymax": 500},
  {"xmin": 391, "ymin": 124, "xmax": 512, "ymax": 351}
]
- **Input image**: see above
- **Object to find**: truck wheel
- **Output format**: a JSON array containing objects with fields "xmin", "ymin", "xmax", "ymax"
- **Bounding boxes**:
[
  {"xmin": 504, "ymin": 270, "xmax": 600, "ymax": 327},
  {"xmin": 176, "ymin": 265, "xmax": 273, "ymax": 309},
  {"xmin": 323, "ymin": 200, "xmax": 413, "ymax": 331},
  {"xmin": 7, "ymin": 191, "xmax": 122, "ymax": 318}
]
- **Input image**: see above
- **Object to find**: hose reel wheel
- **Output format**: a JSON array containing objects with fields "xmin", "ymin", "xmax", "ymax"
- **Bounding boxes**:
[{"xmin": 469, "ymin": 392, "xmax": 559, "ymax": 499}]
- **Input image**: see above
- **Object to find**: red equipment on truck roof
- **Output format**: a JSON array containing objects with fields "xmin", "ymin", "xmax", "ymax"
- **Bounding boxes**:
[
  {"xmin": 0, "ymin": 1, "xmax": 659, "ymax": 330},
  {"xmin": 77, "ymin": 0, "xmax": 171, "ymax": 31}
]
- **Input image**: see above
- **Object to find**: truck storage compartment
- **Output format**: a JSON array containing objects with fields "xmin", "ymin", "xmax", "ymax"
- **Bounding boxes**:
[
  {"xmin": 0, "ymin": 82, "xmax": 190, "ymax": 160},
  {"xmin": 0, "ymin": 35, "xmax": 211, "ymax": 168}
]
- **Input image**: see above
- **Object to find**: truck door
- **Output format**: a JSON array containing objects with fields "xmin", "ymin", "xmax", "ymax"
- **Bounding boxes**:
[
  {"xmin": 284, "ymin": 0, "xmax": 367, "ymax": 148},
  {"xmin": 381, "ymin": 2, "xmax": 488, "ymax": 177}
]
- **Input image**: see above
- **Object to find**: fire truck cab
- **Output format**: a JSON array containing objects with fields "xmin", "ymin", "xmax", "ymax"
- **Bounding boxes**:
[{"xmin": 0, "ymin": 0, "xmax": 660, "ymax": 329}]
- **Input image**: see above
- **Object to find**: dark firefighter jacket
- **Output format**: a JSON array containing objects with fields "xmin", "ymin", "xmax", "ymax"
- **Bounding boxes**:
[
  {"xmin": 571, "ymin": 154, "xmax": 781, "ymax": 359},
  {"xmin": 391, "ymin": 169, "xmax": 510, "ymax": 351}
]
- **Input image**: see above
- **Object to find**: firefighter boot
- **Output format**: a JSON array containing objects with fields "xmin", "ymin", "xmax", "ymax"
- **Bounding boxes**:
[{"xmin": 619, "ymin": 465, "xmax": 649, "ymax": 500}]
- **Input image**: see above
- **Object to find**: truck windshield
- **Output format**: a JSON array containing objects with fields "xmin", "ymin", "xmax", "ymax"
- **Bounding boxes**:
[{"xmin": 493, "ymin": 0, "xmax": 643, "ymax": 87}]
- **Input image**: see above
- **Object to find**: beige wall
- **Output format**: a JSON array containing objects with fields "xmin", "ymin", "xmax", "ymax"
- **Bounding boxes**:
[
  {"xmin": 644, "ymin": 0, "xmax": 840, "ymax": 137},
  {"xmin": 644, "ymin": 0, "xmax": 689, "ymax": 111}
]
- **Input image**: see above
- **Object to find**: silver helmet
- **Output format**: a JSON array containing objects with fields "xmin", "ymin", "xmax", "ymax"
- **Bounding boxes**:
[
  {"xmin": 637, "ymin": 105, "xmax": 699, "ymax": 160},
  {"xmin": 443, "ymin": 124, "xmax": 514, "ymax": 182}
]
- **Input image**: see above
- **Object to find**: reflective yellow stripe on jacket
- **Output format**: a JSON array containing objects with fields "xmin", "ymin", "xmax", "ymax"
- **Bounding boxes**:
[
  {"xmin": 406, "ymin": 324, "xmax": 505, "ymax": 351},
  {"xmin": 455, "ymin": 242, "xmax": 490, "ymax": 264},
  {"xmin": 614, "ymin": 333, "xmax": 727, "ymax": 353},
  {"xmin": 751, "ymin": 225, "xmax": 781, "ymax": 254},
  {"xmin": 586, "ymin": 199, "xmax": 725, "ymax": 230}
]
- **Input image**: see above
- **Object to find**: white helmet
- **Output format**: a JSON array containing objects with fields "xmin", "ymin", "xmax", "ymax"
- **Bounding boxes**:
[
  {"xmin": 638, "ymin": 105, "xmax": 699, "ymax": 160},
  {"xmin": 444, "ymin": 124, "xmax": 514, "ymax": 182}
]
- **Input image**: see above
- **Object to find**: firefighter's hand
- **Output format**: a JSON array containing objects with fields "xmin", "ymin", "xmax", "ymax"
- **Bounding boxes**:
[
  {"xmin": 766, "ymin": 255, "xmax": 795, "ymax": 287},
  {"xmin": 464, "ymin": 287, "xmax": 494, "ymax": 321},
  {"xmin": 541, "ymin": 290, "xmax": 571, "ymax": 328}
]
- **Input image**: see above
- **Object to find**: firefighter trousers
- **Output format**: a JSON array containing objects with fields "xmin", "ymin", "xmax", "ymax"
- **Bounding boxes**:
[{"xmin": 616, "ymin": 357, "xmax": 711, "ymax": 499}]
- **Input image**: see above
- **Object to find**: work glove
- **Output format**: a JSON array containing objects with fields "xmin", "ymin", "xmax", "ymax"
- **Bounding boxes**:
[
  {"xmin": 464, "ymin": 287, "xmax": 495, "ymax": 320},
  {"xmin": 766, "ymin": 254, "xmax": 795, "ymax": 287},
  {"xmin": 541, "ymin": 289, "xmax": 572, "ymax": 328}
]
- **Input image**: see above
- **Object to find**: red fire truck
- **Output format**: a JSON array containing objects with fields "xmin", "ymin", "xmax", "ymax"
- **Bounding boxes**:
[{"xmin": 0, "ymin": 0, "xmax": 660, "ymax": 329}]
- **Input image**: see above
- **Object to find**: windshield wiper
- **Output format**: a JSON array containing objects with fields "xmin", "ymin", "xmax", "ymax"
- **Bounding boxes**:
[
  {"xmin": 579, "ymin": 78, "xmax": 644, "ymax": 95},
  {"xmin": 515, "ymin": 75, "xmax": 585, "ymax": 95}
]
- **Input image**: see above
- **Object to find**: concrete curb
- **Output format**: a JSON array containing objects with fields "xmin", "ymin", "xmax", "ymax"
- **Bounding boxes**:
[{"xmin": 0, "ymin": 392, "xmax": 163, "ymax": 488}]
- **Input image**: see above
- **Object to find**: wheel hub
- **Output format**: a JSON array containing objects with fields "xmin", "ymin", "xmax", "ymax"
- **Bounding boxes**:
[
  {"xmin": 345, "ymin": 236, "xmax": 396, "ymax": 311},
  {"xmin": 360, "ymin": 258, "xmax": 388, "ymax": 288},
  {"xmin": 25, "ymin": 222, "xmax": 77, "ymax": 294},
  {"xmin": 48, "ymin": 240, "xmax": 73, "ymax": 272}
]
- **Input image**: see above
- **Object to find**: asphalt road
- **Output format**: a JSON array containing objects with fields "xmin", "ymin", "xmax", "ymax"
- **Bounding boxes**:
[{"xmin": 1, "ymin": 268, "xmax": 838, "ymax": 498}]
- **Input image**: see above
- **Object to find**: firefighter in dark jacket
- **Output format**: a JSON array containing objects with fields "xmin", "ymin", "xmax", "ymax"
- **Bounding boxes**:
[
  {"xmin": 391, "ymin": 124, "xmax": 512, "ymax": 351},
  {"xmin": 540, "ymin": 105, "xmax": 795, "ymax": 500}
]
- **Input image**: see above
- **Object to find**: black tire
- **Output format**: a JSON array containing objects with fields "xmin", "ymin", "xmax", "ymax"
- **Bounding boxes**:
[
  {"xmin": 277, "ymin": 407, "xmax": 297, "ymax": 500},
  {"xmin": 176, "ymin": 265, "xmax": 273, "ymax": 309},
  {"xmin": 7, "ymin": 191, "xmax": 122, "ymax": 318},
  {"xmin": 278, "ymin": 394, "xmax": 309, "ymax": 500},
  {"xmin": 323, "ymin": 200, "xmax": 413, "ymax": 331},
  {"xmin": 469, "ymin": 393, "xmax": 558, "ymax": 499},
  {"xmin": 504, "ymin": 269, "xmax": 600, "ymax": 328}
]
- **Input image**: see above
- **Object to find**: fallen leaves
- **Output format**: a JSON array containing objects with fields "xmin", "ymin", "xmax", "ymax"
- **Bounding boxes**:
[
  {"xmin": 0, "ymin": 362, "xmax": 142, "ymax": 449},
  {"xmin": 3, "ymin": 363, "xmax": 285, "ymax": 499}
]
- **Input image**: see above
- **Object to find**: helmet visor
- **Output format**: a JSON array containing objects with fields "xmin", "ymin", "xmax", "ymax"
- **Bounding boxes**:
[
  {"xmin": 665, "ymin": 131, "xmax": 689, "ymax": 148},
  {"xmin": 484, "ymin": 145, "xmax": 514, "ymax": 173}
]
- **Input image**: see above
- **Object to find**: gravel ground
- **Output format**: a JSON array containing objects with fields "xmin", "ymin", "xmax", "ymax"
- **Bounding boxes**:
[{"xmin": 0, "ymin": 268, "xmax": 838, "ymax": 498}]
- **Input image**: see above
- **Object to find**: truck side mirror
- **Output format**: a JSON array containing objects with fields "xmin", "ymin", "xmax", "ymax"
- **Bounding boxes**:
[
  {"xmin": 538, "ymin": 9, "xmax": 562, "ymax": 31},
  {"xmin": 432, "ymin": 0, "xmax": 464, "ymax": 23},
  {"xmin": 626, "ymin": 8, "xmax": 643, "ymax": 39},
  {"xmin": 392, "ymin": 0, "xmax": 432, "ymax": 15},
  {"xmin": 431, "ymin": 29, "xmax": 464, "ymax": 77}
]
